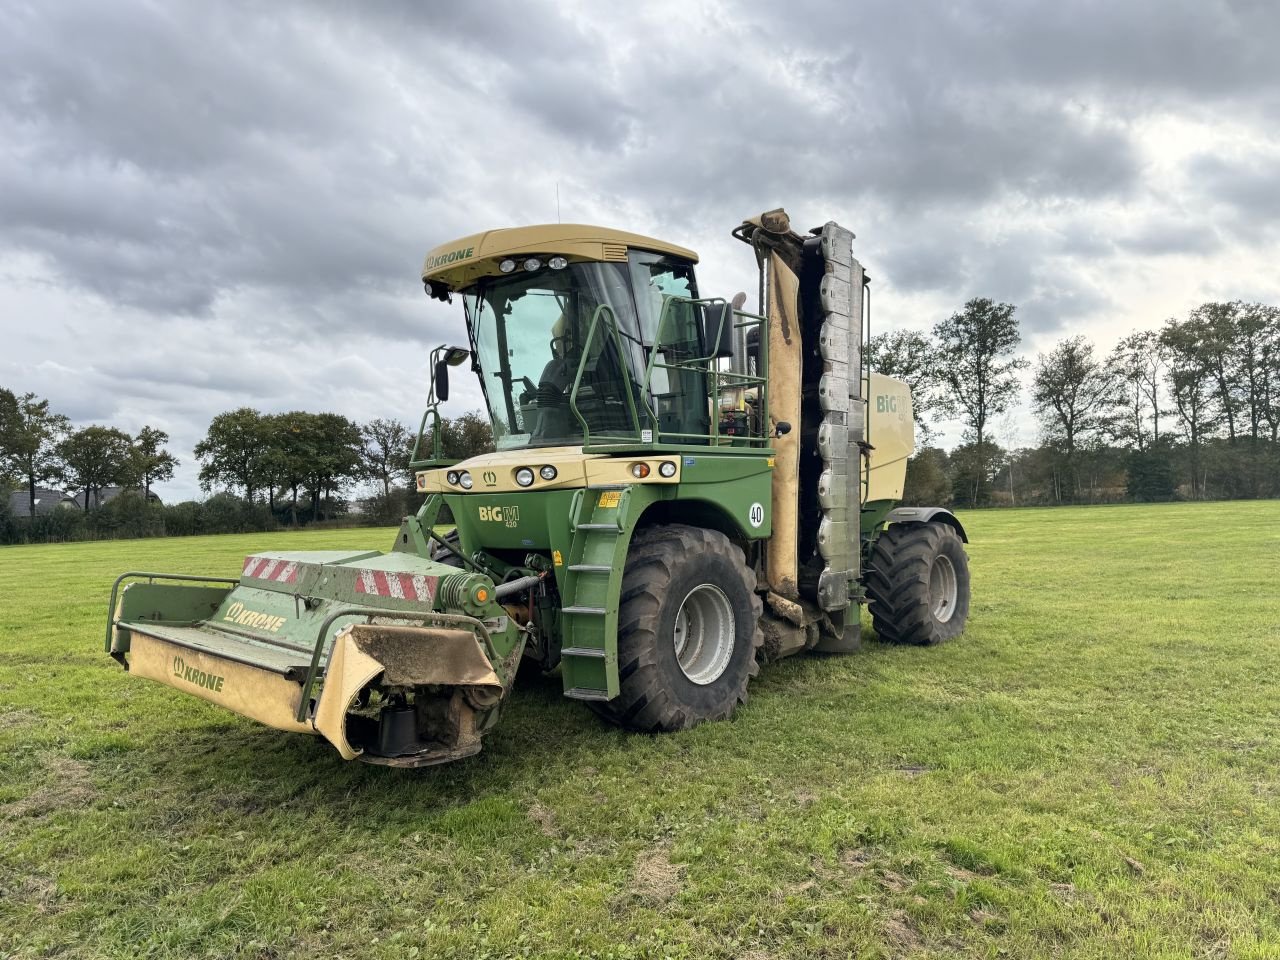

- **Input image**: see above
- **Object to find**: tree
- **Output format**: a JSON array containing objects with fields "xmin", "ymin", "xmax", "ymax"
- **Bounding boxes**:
[
  {"xmin": 0, "ymin": 388, "xmax": 19, "ymax": 489},
  {"xmin": 931, "ymin": 298, "xmax": 1029, "ymax": 505},
  {"xmin": 901, "ymin": 446, "xmax": 950, "ymax": 506},
  {"xmin": 1109, "ymin": 330, "xmax": 1165, "ymax": 451},
  {"xmin": 946, "ymin": 438, "xmax": 1006, "ymax": 508},
  {"xmin": 867, "ymin": 329, "xmax": 941, "ymax": 441},
  {"xmin": 194, "ymin": 408, "xmax": 270, "ymax": 502},
  {"xmin": 1126, "ymin": 439, "xmax": 1177, "ymax": 502},
  {"xmin": 305, "ymin": 413, "xmax": 364, "ymax": 521},
  {"xmin": 1264, "ymin": 316, "xmax": 1280, "ymax": 444},
  {"xmin": 1234, "ymin": 303, "xmax": 1279, "ymax": 445},
  {"xmin": 57, "ymin": 426, "xmax": 135, "ymax": 511},
  {"xmin": 267, "ymin": 411, "xmax": 316, "ymax": 525},
  {"xmin": 422, "ymin": 411, "xmax": 496, "ymax": 463},
  {"xmin": 1160, "ymin": 318, "xmax": 1218, "ymax": 499},
  {"xmin": 1032, "ymin": 336, "xmax": 1117, "ymax": 501},
  {"xmin": 361, "ymin": 418, "xmax": 412, "ymax": 497},
  {"xmin": 446, "ymin": 411, "xmax": 496, "ymax": 461},
  {"xmin": 131, "ymin": 426, "xmax": 178, "ymax": 499},
  {"xmin": 0, "ymin": 390, "xmax": 69, "ymax": 518},
  {"xmin": 1189, "ymin": 302, "xmax": 1241, "ymax": 442}
]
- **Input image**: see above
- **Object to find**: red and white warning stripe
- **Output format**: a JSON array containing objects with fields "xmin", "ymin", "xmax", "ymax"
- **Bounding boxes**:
[
  {"xmin": 241, "ymin": 556, "xmax": 299, "ymax": 584},
  {"xmin": 355, "ymin": 569, "xmax": 438, "ymax": 604}
]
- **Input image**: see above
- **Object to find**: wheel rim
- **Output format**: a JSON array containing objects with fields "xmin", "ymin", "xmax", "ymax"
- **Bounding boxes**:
[
  {"xmin": 930, "ymin": 554, "xmax": 958, "ymax": 622},
  {"xmin": 672, "ymin": 584, "xmax": 735, "ymax": 685}
]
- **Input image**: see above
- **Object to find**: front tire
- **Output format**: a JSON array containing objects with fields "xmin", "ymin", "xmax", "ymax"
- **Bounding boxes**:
[
  {"xmin": 866, "ymin": 522, "xmax": 970, "ymax": 645},
  {"xmin": 592, "ymin": 525, "xmax": 763, "ymax": 732}
]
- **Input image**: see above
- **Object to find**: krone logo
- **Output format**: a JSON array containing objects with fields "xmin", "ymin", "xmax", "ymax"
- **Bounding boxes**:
[
  {"xmin": 482, "ymin": 470, "xmax": 498, "ymax": 486},
  {"xmin": 172, "ymin": 654, "xmax": 225, "ymax": 693}
]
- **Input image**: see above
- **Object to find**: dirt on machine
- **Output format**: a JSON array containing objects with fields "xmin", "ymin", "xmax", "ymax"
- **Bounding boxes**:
[{"xmin": 104, "ymin": 207, "xmax": 970, "ymax": 767}]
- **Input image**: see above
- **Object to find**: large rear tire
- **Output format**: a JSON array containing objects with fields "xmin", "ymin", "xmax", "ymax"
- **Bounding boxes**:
[
  {"xmin": 592, "ymin": 524, "xmax": 763, "ymax": 732},
  {"xmin": 866, "ymin": 522, "xmax": 970, "ymax": 645}
]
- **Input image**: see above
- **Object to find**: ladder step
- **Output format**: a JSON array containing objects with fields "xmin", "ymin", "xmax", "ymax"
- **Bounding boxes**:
[
  {"xmin": 562, "ymin": 605, "xmax": 607, "ymax": 616},
  {"xmin": 561, "ymin": 646, "xmax": 607, "ymax": 659},
  {"xmin": 564, "ymin": 686, "xmax": 612, "ymax": 702},
  {"xmin": 586, "ymin": 483, "xmax": 629, "ymax": 491},
  {"xmin": 575, "ymin": 523, "xmax": 620, "ymax": 532},
  {"xmin": 568, "ymin": 564, "xmax": 612, "ymax": 573}
]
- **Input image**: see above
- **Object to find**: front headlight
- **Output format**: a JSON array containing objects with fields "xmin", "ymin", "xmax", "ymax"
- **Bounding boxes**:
[
  {"xmin": 515, "ymin": 467, "xmax": 535, "ymax": 487},
  {"xmin": 658, "ymin": 461, "xmax": 677, "ymax": 478},
  {"xmin": 458, "ymin": 471, "xmax": 473, "ymax": 490},
  {"xmin": 539, "ymin": 465, "xmax": 558, "ymax": 481},
  {"xmin": 446, "ymin": 470, "xmax": 460, "ymax": 485}
]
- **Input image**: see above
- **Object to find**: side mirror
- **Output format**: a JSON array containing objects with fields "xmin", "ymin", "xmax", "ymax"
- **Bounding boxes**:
[
  {"xmin": 704, "ymin": 302, "xmax": 734, "ymax": 360},
  {"xmin": 434, "ymin": 360, "xmax": 450, "ymax": 402}
]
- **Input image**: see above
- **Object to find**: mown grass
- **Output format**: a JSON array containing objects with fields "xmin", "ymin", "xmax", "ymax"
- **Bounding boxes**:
[{"xmin": 2, "ymin": 501, "xmax": 1279, "ymax": 959}]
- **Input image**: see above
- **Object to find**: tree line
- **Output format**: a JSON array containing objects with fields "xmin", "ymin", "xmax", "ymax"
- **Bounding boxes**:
[
  {"xmin": 0, "ymin": 388, "xmax": 493, "ymax": 544},
  {"xmin": 0, "ymin": 389, "xmax": 178, "ymax": 516},
  {"xmin": 875, "ymin": 298, "xmax": 1280, "ymax": 506},
  {"xmin": 192, "ymin": 407, "xmax": 493, "ymax": 523}
]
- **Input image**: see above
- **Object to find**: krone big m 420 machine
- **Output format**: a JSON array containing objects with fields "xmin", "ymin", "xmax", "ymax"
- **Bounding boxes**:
[{"xmin": 105, "ymin": 208, "xmax": 970, "ymax": 767}]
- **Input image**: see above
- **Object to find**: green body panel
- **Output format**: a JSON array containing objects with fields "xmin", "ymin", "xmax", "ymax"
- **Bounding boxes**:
[
  {"xmin": 431, "ymin": 449, "xmax": 775, "ymax": 699},
  {"xmin": 861, "ymin": 499, "xmax": 897, "ymax": 539}
]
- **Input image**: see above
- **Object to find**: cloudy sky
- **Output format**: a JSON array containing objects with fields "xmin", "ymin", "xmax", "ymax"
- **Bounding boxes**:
[{"xmin": 3, "ymin": 0, "xmax": 1279, "ymax": 500}]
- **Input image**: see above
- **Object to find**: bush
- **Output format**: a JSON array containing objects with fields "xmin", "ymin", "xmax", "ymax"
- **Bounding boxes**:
[
  {"xmin": 1126, "ymin": 445, "xmax": 1177, "ymax": 502},
  {"xmin": 199, "ymin": 493, "xmax": 276, "ymax": 535},
  {"xmin": 26, "ymin": 507, "xmax": 88, "ymax": 543},
  {"xmin": 88, "ymin": 491, "xmax": 166, "ymax": 539},
  {"xmin": 162, "ymin": 500, "xmax": 204, "ymax": 537},
  {"xmin": 901, "ymin": 448, "xmax": 951, "ymax": 506}
]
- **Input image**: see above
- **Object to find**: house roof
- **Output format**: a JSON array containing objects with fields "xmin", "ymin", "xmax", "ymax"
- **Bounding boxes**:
[
  {"xmin": 71, "ymin": 486, "xmax": 163, "ymax": 510},
  {"xmin": 7, "ymin": 487, "xmax": 79, "ymax": 518}
]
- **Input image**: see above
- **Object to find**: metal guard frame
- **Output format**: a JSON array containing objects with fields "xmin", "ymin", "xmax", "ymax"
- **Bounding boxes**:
[{"xmin": 568, "ymin": 297, "xmax": 770, "ymax": 451}]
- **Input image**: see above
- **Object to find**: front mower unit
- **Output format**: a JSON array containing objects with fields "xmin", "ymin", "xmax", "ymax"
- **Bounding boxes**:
[{"xmin": 106, "ymin": 550, "xmax": 522, "ymax": 767}]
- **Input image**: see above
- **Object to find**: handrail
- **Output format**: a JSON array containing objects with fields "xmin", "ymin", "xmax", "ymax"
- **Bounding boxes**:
[
  {"xmin": 105, "ymin": 571, "xmax": 239, "ymax": 652},
  {"xmin": 568, "ymin": 303, "xmax": 653, "ymax": 448},
  {"xmin": 640, "ymin": 296, "xmax": 771, "ymax": 446}
]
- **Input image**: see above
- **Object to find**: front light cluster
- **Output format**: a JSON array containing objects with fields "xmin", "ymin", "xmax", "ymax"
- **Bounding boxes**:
[
  {"xmin": 445, "ymin": 470, "xmax": 474, "ymax": 489},
  {"xmin": 515, "ymin": 464, "xmax": 558, "ymax": 487},
  {"xmin": 499, "ymin": 256, "xmax": 569, "ymax": 274},
  {"xmin": 631, "ymin": 461, "xmax": 678, "ymax": 479}
]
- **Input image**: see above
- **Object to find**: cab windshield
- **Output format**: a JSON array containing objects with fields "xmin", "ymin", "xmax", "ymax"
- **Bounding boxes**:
[{"xmin": 463, "ymin": 254, "xmax": 707, "ymax": 450}]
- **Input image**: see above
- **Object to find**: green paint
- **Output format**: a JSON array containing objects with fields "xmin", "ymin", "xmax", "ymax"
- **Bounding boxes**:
[
  {"xmin": 424, "ymin": 245, "xmax": 475, "ymax": 270},
  {"xmin": 171, "ymin": 655, "xmax": 225, "ymax": 692}
]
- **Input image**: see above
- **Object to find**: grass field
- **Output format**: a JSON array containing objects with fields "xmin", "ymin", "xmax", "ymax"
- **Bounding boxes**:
[{"xmin": 2, "ymin": 501, "xmax": 1279, "ymax": 959}]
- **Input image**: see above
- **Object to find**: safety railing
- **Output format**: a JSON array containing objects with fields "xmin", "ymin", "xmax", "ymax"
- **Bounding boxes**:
[
  {"xmin": 568, "ymin": 304, "xmax": 654, "ymax": 448},
  {"xmin": 105, "ymin": 571, "xmax": 240, "ymax": 652},
  {"xmin": 639, "ymin": 295, "xmax": 771, "ymax": 447}
]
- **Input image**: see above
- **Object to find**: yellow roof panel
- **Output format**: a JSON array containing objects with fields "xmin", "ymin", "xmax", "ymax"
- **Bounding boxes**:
[{"xmin": 421, "ymin": 223, "xmax": 698, "ymax": 290}]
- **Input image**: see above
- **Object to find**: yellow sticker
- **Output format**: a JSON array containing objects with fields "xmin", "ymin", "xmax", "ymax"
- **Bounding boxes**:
[
  {"xmin": 597, "ymin": 491, "xmax": 621, "ymax": 508},
  {"xmin": 766, "ymin": 457, "xmax": 775, "ymax": 468},
  {"xmin": 552, "ymin": 550, "xmax": 563, "ymax": 566}
]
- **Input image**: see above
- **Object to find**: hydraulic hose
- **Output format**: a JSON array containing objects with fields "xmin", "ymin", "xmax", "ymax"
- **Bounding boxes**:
[{"xmin": 493, "ymin": 574, "xmax": 543, "ymax": 601}]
